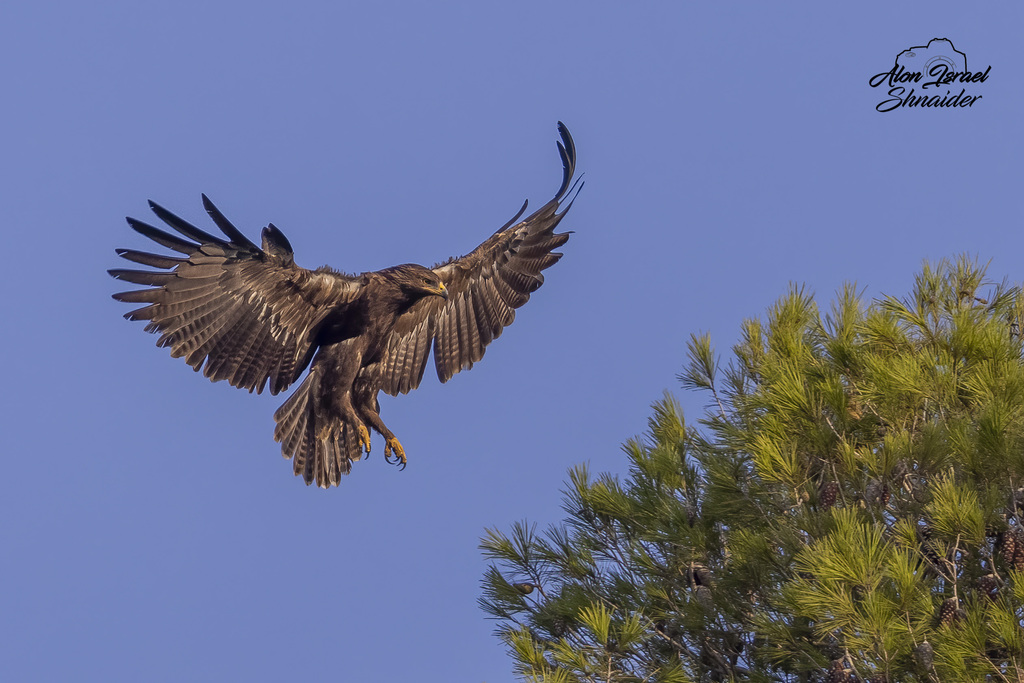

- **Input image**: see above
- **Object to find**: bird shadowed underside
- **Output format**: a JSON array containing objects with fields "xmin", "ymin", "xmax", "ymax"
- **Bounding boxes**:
[{"xmin": 110, "ymin": 122, "xmax": 581, "ymax": 488}]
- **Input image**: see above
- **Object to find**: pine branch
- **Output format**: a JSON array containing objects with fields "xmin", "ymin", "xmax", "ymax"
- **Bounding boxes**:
[{"xmin": 482, "ymin": 255, "xmax": 1024, "ymax": 682}]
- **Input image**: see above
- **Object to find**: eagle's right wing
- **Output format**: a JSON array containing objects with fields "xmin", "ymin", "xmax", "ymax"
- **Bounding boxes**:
[{"xmin": 110, "ymin": 195, "xmax": 361, "ymax": 395}]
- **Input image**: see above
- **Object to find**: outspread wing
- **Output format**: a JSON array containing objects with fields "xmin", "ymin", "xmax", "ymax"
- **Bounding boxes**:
[
  {"xmin": 379, "ymin": 122, "xmax": 580, "ymax": 396},
  {"xmin": 110, "ymin": 195, "xmax": 361, "ymax": 395}
]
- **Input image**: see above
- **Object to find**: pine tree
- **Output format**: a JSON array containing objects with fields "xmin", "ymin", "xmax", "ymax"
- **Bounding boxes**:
[{"xmin": 480, "ymin": 257, "xmax": 1024, "ymax": 682}]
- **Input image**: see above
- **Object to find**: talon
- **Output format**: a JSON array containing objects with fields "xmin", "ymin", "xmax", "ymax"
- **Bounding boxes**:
[
  {"xmin": 357, "ymin": 424, "xmax": 371, "ymax": 454},
  {"xmin": 384, "ymin": 437, "xmax": 407, "ymax": 469}
]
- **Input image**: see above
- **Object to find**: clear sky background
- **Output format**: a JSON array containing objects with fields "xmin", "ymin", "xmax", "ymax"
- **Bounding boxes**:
[{"xmin": 2, "ymin": 1, "xmax": 1022, "ymax": 681}]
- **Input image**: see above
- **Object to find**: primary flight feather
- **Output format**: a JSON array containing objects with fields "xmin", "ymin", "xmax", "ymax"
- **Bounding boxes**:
[{"xmin": 110, "ymin": 123, "xmax": 579, "ymax": 488}]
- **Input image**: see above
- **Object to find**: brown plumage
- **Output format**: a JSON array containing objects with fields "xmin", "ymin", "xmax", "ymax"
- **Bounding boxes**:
[{"xmin": 110, "ymin": 123, "xmax": 579, "ymax": 487}]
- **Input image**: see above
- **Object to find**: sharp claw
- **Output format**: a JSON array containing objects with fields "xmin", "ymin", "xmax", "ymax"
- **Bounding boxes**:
[
  {"xmin": 357, "ymin": 424, "xmax": 371, "ymax": 454},
  {"xmin": 384, "ymin": 438, "xmax": 407, "ymax": 469}
]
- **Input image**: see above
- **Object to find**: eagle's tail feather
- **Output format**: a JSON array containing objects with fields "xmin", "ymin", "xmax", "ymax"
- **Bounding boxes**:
[
  {"xmin": 273, "ymin": 369, "xmax": 360, "ymax": 488},
  {"xmin": 274, "ymin": 372, "xmax": 317, "ymax": 483}
]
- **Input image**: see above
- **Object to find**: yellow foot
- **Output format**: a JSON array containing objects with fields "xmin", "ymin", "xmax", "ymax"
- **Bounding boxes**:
[
  {"xmin": 357, "ymin": 424, "xmax": 371, "ymax": 454},
  {"xmin": 384, "ymin": 437, "xmax": 407, "ymax": 469}
]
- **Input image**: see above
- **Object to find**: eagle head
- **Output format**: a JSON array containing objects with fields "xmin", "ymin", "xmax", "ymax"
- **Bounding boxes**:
[{"xmin": 389, "ymin": 264, "xmax": 449, "ymax": 301}]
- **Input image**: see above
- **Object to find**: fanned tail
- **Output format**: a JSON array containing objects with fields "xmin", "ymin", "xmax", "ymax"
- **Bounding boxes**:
[{"xmin": 273, "ymin": 368, "xmax": 362, "ymax": 488}]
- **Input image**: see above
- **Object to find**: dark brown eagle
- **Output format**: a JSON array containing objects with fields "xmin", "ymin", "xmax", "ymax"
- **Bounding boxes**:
[{"xmin": 110, "ymin": 123, "xmax": 579, "ymax": 488}]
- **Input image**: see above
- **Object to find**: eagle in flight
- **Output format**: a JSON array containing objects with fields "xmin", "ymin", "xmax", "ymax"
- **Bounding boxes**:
[{"xmin": 110, "ymin": 123, "xmax": 579, "ymax": 488}]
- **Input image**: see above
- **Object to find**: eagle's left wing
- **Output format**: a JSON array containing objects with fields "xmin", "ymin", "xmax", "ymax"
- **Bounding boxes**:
[{"xmin": 378, "ymin": 122, "xmax": 580, "ymax": 396}]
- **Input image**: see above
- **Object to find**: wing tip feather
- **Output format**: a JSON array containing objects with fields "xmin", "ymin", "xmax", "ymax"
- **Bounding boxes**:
[{"xmin": 554, "ymin": 121, "xmax": 577, "ymax": 201}]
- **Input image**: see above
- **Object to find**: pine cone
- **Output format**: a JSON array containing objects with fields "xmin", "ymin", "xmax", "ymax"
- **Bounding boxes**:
[
  {"xmin": 914, "ymin": 641, "xmax": 934, "ymax": 670},
  {"xmin": 938, "ymin": 597, "xmax": 961, "ymax": 625},
  {"xmin": 847, "ymin": 396, "xmax": 863, "ymax": 420},
  {"xmin": 864, "ymin": 481, "xmax": 891, "ymax": 508},
  {"xmin": 820, "ymin": 481, "xmax": 839, "ymax": 509},
  {"xmin": 865, "ymin": 481, "xmax": 881, "ymax": 505},
  {"xmin": 654, "ymin": 619, "xmax": 683, "ymax": 639},
  {"xmin": 548, "ymin": 616, "xmax": 568, "ymax": 638},
  {"xmin": 686, "ymin": 563, "xmax": 711, "ymax": 587},
  {"xmin": 999, "ymin": 530, "xmax": 1015, "ymax": 561},
  {"xmin": 919, "ymin": 525, "xmax": 942, "ymax": 568},
  {"xmin": 1013, "ymin": 531, "xmax": 1024, "ymax": 571},
  {"xmin": 978, "ymin": 573, "xmax": 999, "ymax": 600},
  {"xmin": 695, "ymin": 585, "xmax": 714, "ymax": 610},
  {"xmin": 998, "ymin": 527, "xmax": 1024, "ymax": 570}
]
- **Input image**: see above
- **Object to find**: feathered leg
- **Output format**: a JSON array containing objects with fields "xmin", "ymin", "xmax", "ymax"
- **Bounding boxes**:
[
  {"xmin": 354, "ymin": 371, "xmax": 406, "ymax": 468},
  {"xmin": 315, "ymin": 343, "xmax": 372, "ymax": 455},
  {"xmin": 273, "ymin": 362, "xmax": 368, "ymax": 487}
]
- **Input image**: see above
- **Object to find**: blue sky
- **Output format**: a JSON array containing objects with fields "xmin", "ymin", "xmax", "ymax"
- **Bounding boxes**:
[{"xmin": 2, "ymin": 1, "xmax": 1022, "ymax": 681}]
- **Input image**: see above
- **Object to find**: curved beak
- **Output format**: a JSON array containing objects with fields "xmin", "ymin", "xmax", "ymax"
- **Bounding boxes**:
[{"xmin": 437, "ymin": 282, "xmax": 449, "ymax": 300}]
